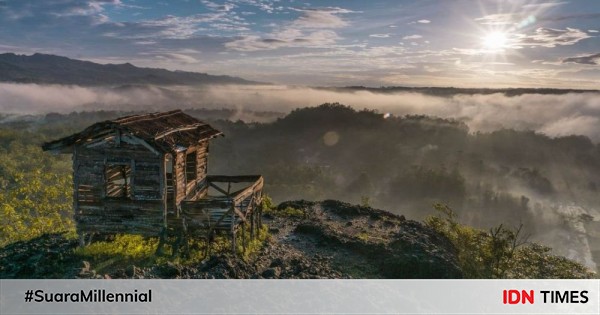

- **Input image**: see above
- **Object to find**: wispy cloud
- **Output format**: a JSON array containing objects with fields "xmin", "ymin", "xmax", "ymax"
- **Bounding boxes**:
[
  {"xmin": 225, "ymin": 7, "xmax": 356, "ymax": 51},
  {"xmin": 408, "ymin": 19, "xmax": 431, "ymax": 25},
  {"xmin": 226, "ymin": 30, "xmax": 340, "ymax": 51},
  {"xmin": 290, "ymin": 7, "xmax": 353, "ymax": 29},
  {"xmin": 475, "ymin": 13, "xmax": 520, "ymax": 25},
  {"xmin": 155, "ymin": 52, "xmax": 200, "ymax": 64},
  {"xmin": 562, "ymin": 53, "xmax": 600, "ymax": 65},
  {"xmin": 136, "ymin": 13, "xmax": 222, "ymax": 39},
  {"xmin": 369, "ymin": 33, "xmax": 391, "ymax": 38},
  {"xmin": 521, "ymin": 2, "xmax": 569, "ymax": 9},
  {"xmin": 514, "ymin": 27, "xmax": 591, "ymax": 48},
  {"xmin": 476, "ymin": 11, "xmax": 600, "ymax": 26},
  {"xmin": 403, "ymin": 34, "xmax": 422, "ymax": 40},
  {"xmin": 231, "ymin": 0, "xmax": 278, "ymax": 13},
  {"xmin": 202, "ymin": 0, "xmax": 236, "ymax": 12}
]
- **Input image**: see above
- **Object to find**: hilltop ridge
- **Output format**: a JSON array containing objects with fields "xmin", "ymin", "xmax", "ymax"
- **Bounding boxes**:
[{"xmin": 0, "ymin": 200, "xmax": 593, "ymax": 279}]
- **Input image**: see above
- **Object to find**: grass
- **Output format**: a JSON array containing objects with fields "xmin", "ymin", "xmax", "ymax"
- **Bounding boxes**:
[
  {"xmin": 261, "ymin": 195, "xmax": 305, "ymax": 218},
  {"xmin": 73, "ymin": 224, "xmax": 271, "ymax": 274}
]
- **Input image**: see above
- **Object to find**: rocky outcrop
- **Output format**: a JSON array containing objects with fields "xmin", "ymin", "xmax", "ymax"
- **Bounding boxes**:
[{"xmin": 0, "ymin": 200, "xmax": 463, "ymax": 279}]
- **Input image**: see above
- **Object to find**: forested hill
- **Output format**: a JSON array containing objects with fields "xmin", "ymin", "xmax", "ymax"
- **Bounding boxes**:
[
  {"xmin": 0, "ymin": 53, "xmax": 256, "ymax": 86},
  {"xmin": 206, "ymin": 104, "xmax": 600, "ymax": 271}
]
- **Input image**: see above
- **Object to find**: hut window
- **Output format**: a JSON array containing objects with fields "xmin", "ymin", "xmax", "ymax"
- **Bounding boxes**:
[
  {"xmin": 105, "ymin": 163, "xmax": 132, "ymax": 198},
  {"xmin": 186, "ymin": 151, "xmax": 197, "ymax": 182}
]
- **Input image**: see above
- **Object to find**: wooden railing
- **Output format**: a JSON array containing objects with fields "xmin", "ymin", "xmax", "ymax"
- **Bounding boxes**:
[{"xmin": 180, "ymin": 175, "xmax": 263, "ymax": 232}]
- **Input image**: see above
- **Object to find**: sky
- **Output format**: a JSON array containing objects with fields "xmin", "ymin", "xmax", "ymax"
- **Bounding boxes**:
[{"xmin": 0, "ymin": 0, "xmax": 599, "ymax": 88}]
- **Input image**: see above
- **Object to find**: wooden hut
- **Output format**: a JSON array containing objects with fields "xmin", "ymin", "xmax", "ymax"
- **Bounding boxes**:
[{"xmin": 42, "ymin": 110, "xmax": 263, "ymax": 253}]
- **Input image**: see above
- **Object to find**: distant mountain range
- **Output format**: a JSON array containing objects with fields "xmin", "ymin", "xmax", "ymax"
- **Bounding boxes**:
[
  {"xmin": 1, "ymin": 53, "xmax": 598, "ymax": 95},
  {"xmin": 0, "ymin": 53, "xmax": 257, "ymax": 86},
  {"xmin": 327, "ymin": 85, "xmax": 600, "ymax": 96}
]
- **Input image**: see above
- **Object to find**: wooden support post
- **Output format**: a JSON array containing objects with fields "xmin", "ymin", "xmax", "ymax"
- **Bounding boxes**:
[
  {"xmin": 79, "ymin": 232, "xmax": 85, "ymax": 247},
  {"xmin": 205, "ymin": 231, "xmax": 214, "ymax": 258},
  {"xmin": 250, "ymin": 210, "xmax": 255, "ymax": 240},
  {"xmin": 258, "ymin": 206, "xmax": 262, "ymax": 228},
  {"xmin": 231, "ymin": 208, "xmax": 236, "ymax": 256},
  {"xmin": 88, "ymin": 233, "xmax": 95, "ymax": 246},
  {"xmin": 73, "ymin": 146, "xmax": 81, "ymax": 244},
  {"xmin": 160, "ymin": 154, "xmax": 168, "ymax": 230},
  {"xmin": 242, "ymin": 222, "xmax": 247, "ymax": 254},
  {"xmin": 155, "ymin": 228, "xmax": 167, "ymax": 256}
]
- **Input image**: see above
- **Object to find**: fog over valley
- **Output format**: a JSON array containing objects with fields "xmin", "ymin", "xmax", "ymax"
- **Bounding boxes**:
[{"xmin": 2, "ymin": 83, "xmax": 600, "ymax": 142}]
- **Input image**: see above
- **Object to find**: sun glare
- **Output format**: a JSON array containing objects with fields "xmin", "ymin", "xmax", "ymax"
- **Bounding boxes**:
[{"xmin": 483, "ymin": 31, "xmax": 508, "ymax": 50}]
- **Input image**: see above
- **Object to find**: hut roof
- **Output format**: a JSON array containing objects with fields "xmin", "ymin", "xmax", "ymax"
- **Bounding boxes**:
[{"xmin": 42, "ymin": 110, "xmax": 223, "ymax": 153}]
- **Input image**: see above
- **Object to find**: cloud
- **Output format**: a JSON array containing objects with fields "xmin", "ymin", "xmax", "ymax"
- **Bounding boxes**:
[
  {"xmin": 369, "ymin": 34, "xmax": 391, "ymax": 38},
  {"xmin": 589, "ymin": 30, "xmax": 599, "ymax": 33},
  {"xmin": 0, "ymin": 0, "xmax": 124, "ymax": 22},
  {"xmin": 290, "ymin": 7, "xmax": 353, "ymax": 29},
  {"xmin": 134, "ymin": 13, "xmax": 225, "ymax": 39},
  {"xmin": 225, "ymin": 30, "xmax": 340, "ymax": 51},
  {"xmin": 202, "ymin": 0, "xmax": 236, "ymax": 12},
  {"xmin": 225, "ymin": 7, "xmax": 354, "ymax": 51},
  {"xmin": 540, "ymin": 12, "xmax": 600, "ymax": 22},
  {"xmin": 402, "ymin": 34, "xmax": 422, "ymax": 40},
  {"xmin": 562, "ymin": 53, "xmax": 600, "ymax": 65},
  {"xmin": 156, "ymin": 53, "xmax": 200, "ymax": 64},
  {"xmin": 521, "ymin": 2, "xmax": 568, "ymax": 9},
  {"xmin": 476, "ymin": 11, "xmax": 600, "ymax": 27},
  {"xmin": 232, "ymin": 0, "xmax": 277, "ymax": 13},
  {"xmin": 408, "ymin": 19, "xmax": 431, "ymax": 25},
  {"xmin": 475, "ymin": 13, "xmax": 519, "ymax": 25},
  {"xmin": 134, "ymin": 40, "xmax": 157, "ymax": 45},
  {"xmin": 514, "ymin": 28, "xmax": 591, "ymax": 48}
]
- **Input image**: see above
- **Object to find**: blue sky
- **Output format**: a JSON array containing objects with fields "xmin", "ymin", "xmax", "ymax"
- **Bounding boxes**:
[{"xmin": 0, "ymin": 0, "xmax": 599, "ymax": 87}]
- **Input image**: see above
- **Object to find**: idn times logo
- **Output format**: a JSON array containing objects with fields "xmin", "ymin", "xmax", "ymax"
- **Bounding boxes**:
[{"xmin": 503, "ymin": 290, "xmax": 589, "ymax": 304}]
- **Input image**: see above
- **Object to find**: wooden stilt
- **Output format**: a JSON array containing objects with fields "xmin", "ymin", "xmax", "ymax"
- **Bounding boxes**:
[
  {"xmin": 231, "ymin": 210, "xmax": 236, "ymax": 256},
  {"xmin": 172, "ymin": 233, "xmax": 183, "ymax": 257},
  {"xmin": 242, "ymin": 223, "xmax": 247, "ymax": 254},
  {"xmin": 204, "ymin": 233, "xmax": 212, "ymax": 259},
  {"xmin": 87, "ymin": 232, "xmax": 95, "ymax": 246},
  {"xmin": 250, "ymin": 211, "xmax": 255, "ymax": 240},
  {"xmin": 155, "ymin": 228, "xmax": 167, "ymax": 256},
  {"xmin": 79, "ymin": 232, "xmax": 86, "ymax": 247}
]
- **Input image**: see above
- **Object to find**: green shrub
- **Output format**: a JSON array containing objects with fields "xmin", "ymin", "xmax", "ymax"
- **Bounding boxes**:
[
  {"xmin": 425, "ymin": 203, "xmax": 595, "ymax": 279},
  {"xmin": 0, "ymin": 144, "xmax": 74, "ymax": 247}
]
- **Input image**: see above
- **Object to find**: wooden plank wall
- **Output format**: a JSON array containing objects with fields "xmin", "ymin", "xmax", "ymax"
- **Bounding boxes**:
[
  {"xmin": 174, "ymin": 141, "xmax": 209, "ymax": 205},
  {"xmin": 74, "ymin": 134, "xmax": 213, "ymax": 236},
  {"xmin": 75, "ymin": 136, "xmax": 164, "ymax": 236},
  {"xmin": 174, "ymin": 150, "xmax": 187, "ymax": 205}
]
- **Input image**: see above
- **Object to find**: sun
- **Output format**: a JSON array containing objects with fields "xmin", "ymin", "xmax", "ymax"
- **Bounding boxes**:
[{"xmin": 483, "ymin": 31, "xmax": 508, "ymax": 50}]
